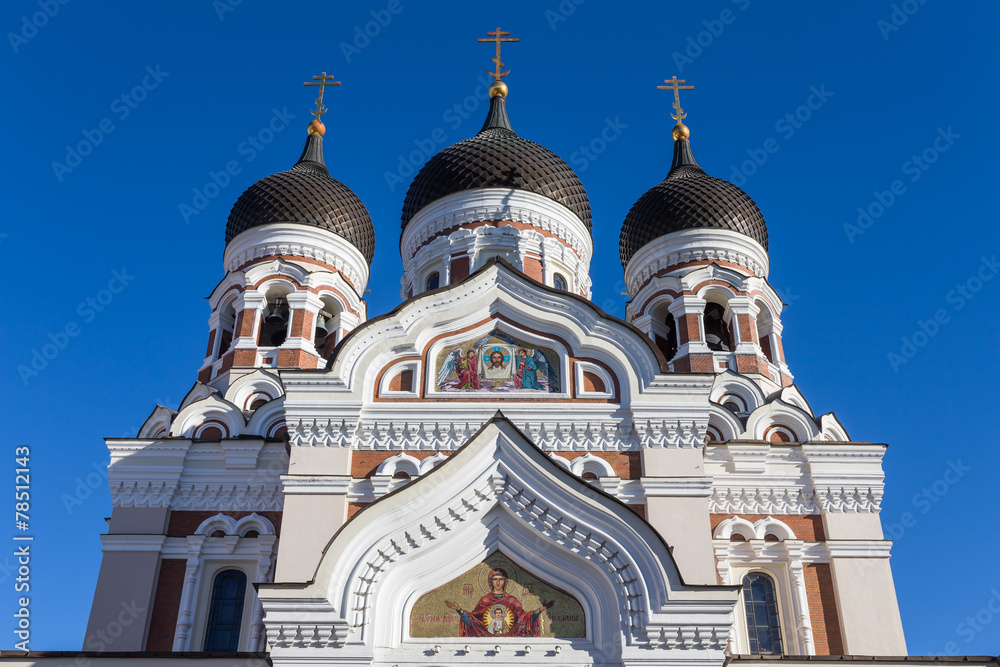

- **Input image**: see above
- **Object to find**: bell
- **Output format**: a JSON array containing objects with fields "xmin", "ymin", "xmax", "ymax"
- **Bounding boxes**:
[
  {"xmin": 314, "ymin": 311, "xmax": 330, "ymax": 339},
  {"xmin": 314, "ymin": 310, "xmax": 333, "ymax": 343},
  {"xmin": 264, "ymin": 300, "xmax": 287, "ymax": 325}
]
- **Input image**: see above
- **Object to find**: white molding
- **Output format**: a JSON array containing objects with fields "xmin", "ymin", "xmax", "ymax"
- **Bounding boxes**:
[
  {"xmin": 224, "ymin": 222, "xmax": 370, "ymax": 294},
  {"xmin": 400, "ymin": 187, "xmax": 593, "ymax": 266},
  {"xmin": 625, "ymin": 228, "xmax": 770, "ymax": 297},
  {"xmin": 280, "ymin": 474, "xmax": 352, "ymax": 495}
]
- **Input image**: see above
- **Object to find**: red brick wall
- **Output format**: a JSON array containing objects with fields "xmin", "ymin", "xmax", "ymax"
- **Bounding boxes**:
[
  {"xmin": 804, "ymin": 563, "xmax": 844, "ymax": 654},
  {"xmin": 146, "ymin": 559, "xmax": 185, "ymax": 651},
  {"xmin": 288, "ymin": 309, "xmax": 314, "ymax": 339},
  {"xmin": 522, "ymin": 256, "xmax": 543, "ymax": 282},
  {"xmin": 582, "ymin": 371, "xmax": 605, "ymax": 393},
  {"xmin": 347, "ymin": 502, "xmax": 367, "ymax": 520},
  {"xmin": 166, "ymin": 510, "xmax": 283, "ymax": 537},
  {"xmin": 450, "ymin": 256, "xmax": 470, "ymax": 283},
  {"xmin": 237, "ymin": 309, "xmax": 256, "ymax": 337},
  {"xmin": 388, "ymin": 369, "xmax": 413, "ymax": 392}
]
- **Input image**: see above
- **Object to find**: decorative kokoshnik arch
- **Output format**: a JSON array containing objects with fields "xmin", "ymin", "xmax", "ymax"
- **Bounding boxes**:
[{"xmin": 257, "ymin": 414, "xmax": 737, "ymax": 667}]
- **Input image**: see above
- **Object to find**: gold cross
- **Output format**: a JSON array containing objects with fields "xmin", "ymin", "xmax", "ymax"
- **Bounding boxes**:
[
  {"xmin": 657, "ymin": 76, "xmax": 694, "ymax": 123},
  {"xmin": 303, "ymin": 72, "xmax": 341, "ymax": 122},
  {"xmin": 478, "ymin": 27, "xmax": 519, "ymax": 80}
]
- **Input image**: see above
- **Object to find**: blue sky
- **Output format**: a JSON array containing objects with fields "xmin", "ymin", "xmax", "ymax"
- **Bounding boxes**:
[{"xmin": 2, "ymin": 0, "xmax": 998, "ymax": 655}]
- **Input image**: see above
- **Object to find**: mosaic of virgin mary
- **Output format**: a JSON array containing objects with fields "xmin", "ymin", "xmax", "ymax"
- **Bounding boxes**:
[{"xmin": 444, "ymin": 568, "xmax": 554, "ymax": 638}]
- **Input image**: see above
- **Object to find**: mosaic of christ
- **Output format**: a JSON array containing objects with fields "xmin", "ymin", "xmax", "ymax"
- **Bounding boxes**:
[{"xmin": 435, "ymin": 331, "xmax": 560, "ymax": 393}]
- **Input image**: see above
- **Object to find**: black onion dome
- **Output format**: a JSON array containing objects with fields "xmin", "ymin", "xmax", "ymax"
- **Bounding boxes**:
[
  {"xmin": 226, "ymin": 133, "xmax": 375, "ymax": 264},
  {"xmin": 619, "ymin": 137, "xmax": 768, "ymax": 267},
  {"xmin": 401, "ymin": 95, "xmax": 591, "ymax": 231}
]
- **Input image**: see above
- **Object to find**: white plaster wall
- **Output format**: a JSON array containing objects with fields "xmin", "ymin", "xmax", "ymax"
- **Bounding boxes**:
[{"xmin": 830, "ymin": 557, "xmax": 907, "ymax": 655}]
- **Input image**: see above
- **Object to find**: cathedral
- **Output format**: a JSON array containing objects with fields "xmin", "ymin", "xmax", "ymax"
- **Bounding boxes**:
[{"xmin": 13, "ymin": 28, "xmax": 989, "ymax": 667}]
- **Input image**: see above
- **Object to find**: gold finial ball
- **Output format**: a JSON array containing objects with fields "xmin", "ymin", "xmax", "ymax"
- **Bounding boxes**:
[
  {"xmin": 307, "ymin": 119, "xmax": 326, "ymax": 136},
  {"xmin": 488, "ymin": 80, "xmax": 508, "ymax": 98},
  {"xmin": 671, "ymin": 122, "xmax": 690, "ymax": 141}
]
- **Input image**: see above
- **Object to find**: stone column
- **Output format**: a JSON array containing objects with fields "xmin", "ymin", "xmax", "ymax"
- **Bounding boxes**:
[{"xmin": 172, "ymin": 535, "xmax": 206, "ymax": 651}]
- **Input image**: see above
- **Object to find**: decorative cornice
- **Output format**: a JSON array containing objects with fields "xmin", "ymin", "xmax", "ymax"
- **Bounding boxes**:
[
  {"xmin": 285, "ymin": 416, "xmax": 707, "ymax": 450},
  {"xmin": 625, "ymin": 228, "xmax": 769, "ymax": 297},
  {"xmin": 110, "ymin": 479, "xmax": 283, "ymax": 511},
  {"xmin": 222, "ymin": 222, "xmax": 369, "ymax": 294},
  {"xmin": 400, "ymin": 188, "xmax": 593, "ymax": 267}
]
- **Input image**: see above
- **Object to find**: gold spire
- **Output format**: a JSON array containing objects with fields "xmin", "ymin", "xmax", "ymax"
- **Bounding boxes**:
[
  {"xmin": 657, "ymin": 76, "xmax": 694, "ymax": 140},
  {"xmin": 478, "ymin": 27, "xmax": 518, "ymax": 98},
  {"xmin": 303, "ymin": 71, "xmax": 341, "ymax": 136}
]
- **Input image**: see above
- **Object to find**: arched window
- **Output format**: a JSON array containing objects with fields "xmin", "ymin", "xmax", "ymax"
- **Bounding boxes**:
[
  {"xmin": 656, "ymin": 313, "xmax": 678, "ymax": 361},
  {"xmin": 258, "ymin": 295, "xmax": 289, "ymax": 347},
  {"xmin": 553, "ymin": 273, "xmax": 567, "ymax": 291},
  {"xmin": 703, "ymin": 302, "xmax": 733, "ymax": 352},
  {"xmin": 204, "ymin": 569, "xmax": 247, "ymax": 651},
  {"xmin": 217, "ymin": 299, "xmax": 237, "ymax": 359},
  {"xmin": 425, "ymin": 272, "xmax": 440, "ymax": 291},
  {"xmin": 742, "ymin": 572, "xmax": 783, "ymax": 655}
]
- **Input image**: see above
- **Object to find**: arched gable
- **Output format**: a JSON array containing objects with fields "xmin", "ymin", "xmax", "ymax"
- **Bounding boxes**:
[
  {"xmin": 325, "ymin": 260, "xmax": 668, "ymax": 405},
  {"xmin": 257, "ymin": 415, "xmax": 737, "ymax": 664}
]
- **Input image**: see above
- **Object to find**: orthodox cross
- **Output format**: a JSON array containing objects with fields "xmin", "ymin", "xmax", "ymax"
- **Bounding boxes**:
[
  {"xmin": 303, "ymin": 72, "xmax": 341, "ymax": 121},
  {"xmin": 478, "ymin": 27, "xmax": 519, "ymax": 80},
  {"xmin": 657, "ymin": 76, "xmax": 694, "ymax": 123}
]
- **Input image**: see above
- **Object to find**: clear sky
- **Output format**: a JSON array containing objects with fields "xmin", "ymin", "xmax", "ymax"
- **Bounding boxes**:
[{"xmin": 2, "ymin": 0, "xmax": 998, "ymax": 655}]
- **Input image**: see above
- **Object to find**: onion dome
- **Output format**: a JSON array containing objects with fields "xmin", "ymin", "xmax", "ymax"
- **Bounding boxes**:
[
  {"xmin": 619, "ymin": 126, "xmax": 768, "ymax": 268},
  {"xmin": 226, "ymin": 124, "xmax": 375, "ymax": 264},
  {"xmin": 401, "ymin": 90, "xmax": 591, "ymax": 231}
]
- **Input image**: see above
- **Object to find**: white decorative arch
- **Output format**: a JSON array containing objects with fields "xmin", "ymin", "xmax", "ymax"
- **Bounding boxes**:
[
  {"xmin": 194, "ymin": 512, "xmax": 276, "ymax": 537},
  {"xmin": 713, "ymin": 516, "xmax": 796, "ymax": 541},
  {"xmin": 819, "ymin": 413, "xmax": 851, "ymax": 441},
  {"xmin": 745, "ymin": 401, "xmax": 820, "ymax": 442},
  {"xmin": 375, "ymin": 452, "xmax": 421, "ymax": 477},
  {"xmin": 178, "ymin": 381, "xmax": 218, "ymax": 411},
  {"xmin": 170, "ymin": 394, "xmax": 245, "ymax": 439},
  {"xmin": 707, "ymin": 405, "xmax": 743, "ymax": 442},
  {"xmin": 138, "ymin": 405, "xmax": 175, "ymax": 439},
  {"xmin": 570, "ymin": 452, "xmax": 615, "ymax": 478},
  {"xmin": 225, "ymin": 369, "xmax": 284, "ymax": 411},
  {"xmin": 245, "ymin": 396, "xmax": 287, "ymax": 438},
  {"xmin": 754, "ymin": 516, "xmax": 797, "ymax": 541},
  {"xmin": 418, "ymin": 452, "xmax": 448, "ymax": 474},
  {"xmin": 258, "ymin": 417, "xmax": 737, "ymax": 665},
  {"xmin": 776, "ymin": 386, "xmax": 814, "ymax": 415},
  {"xmin": 710, "ymin": 371, "xmax": 766, "ymax": 413},
  {"xmin": 713, "ymin": 516, "xmax": 756, "ymax": 540}
]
